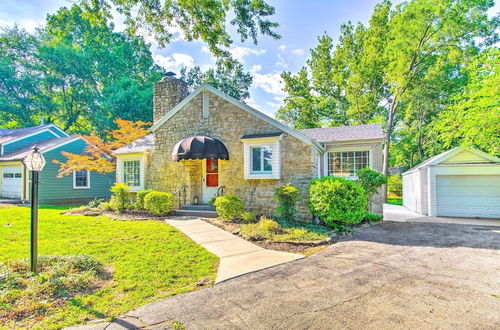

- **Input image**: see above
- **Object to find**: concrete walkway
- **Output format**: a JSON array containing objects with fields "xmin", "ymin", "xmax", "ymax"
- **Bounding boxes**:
[
  {"xmin": 164, "ymin": 216, "xmax": 304, "ymax": 283},
  {"xmin": 384, "ymin": 203, "xmax": 500, "ymax": 226}
]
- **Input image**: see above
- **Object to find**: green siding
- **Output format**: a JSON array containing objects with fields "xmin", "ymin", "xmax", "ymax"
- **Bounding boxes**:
[
  {"xmin": 3, "ymin": 131, "xmax": 59, "ymax": 155},
  {"xmin": 34, "ymin": 139, "xmax": 114, "ymax": 204}
]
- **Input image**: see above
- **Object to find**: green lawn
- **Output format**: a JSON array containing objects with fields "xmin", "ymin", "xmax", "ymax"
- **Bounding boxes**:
[
  {"xmin": 0, "ymin": 206, "xmax": 218, "ymax": 329},
  {"xmin": 387, "ymin": 197, "xmax": 403, "ymax": 206}
]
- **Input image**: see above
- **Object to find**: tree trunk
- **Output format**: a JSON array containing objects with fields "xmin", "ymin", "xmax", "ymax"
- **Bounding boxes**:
[{"xmin": 382, "ymin": 95, "xmax": 398, "ymax": 202}]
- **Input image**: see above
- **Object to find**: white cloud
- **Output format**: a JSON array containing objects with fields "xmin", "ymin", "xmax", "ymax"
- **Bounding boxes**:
[
  {"xmin": 250, "ymin": 64, "xmax": 262, "ymax": 73},
  {"xmin": 153, "ymin": 53, "xmax": 194, "ymax": 72},
  {"xmin": 229, "ymin": 46, "xmax": 267, "ymax": 63},
  {"xmin": 0, "ymin": 18, "xmax": 40, "ymax": 32},
  {"xmin": 275, "ymin": 53, "xmax": 288, "ymax": 69},
  {"xmin": 291, "ymin": 48, "xmax": 304, "ymax": 56},
  {"xmin": 253, "ymin": 72, "xmax": 285, "ymax": 96},
  {"xmin": 279, "ymin": 45, "xmax": 287, "ymax": 51}
]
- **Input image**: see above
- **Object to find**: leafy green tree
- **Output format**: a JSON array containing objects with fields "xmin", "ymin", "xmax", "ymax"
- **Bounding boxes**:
[
  {"xmin": 433, "ymin": 49, "xmax": 500, "ymax": 156},
  {"xmin": 277, "ymin": 1, "xmax": 391, "ymax": 129},
  {"xmin": 80, "ymin": 0, "xmax": 280, "ymax": 56},
  {"xmin": 180, "ymin": 58, "xmax": 253, "ymax": 100},
  {"xmin": 0, "ymin": 5, "xmax": 163, "ymax": 134},
  {"xmin": 277, "ymin": 0, "xmax": 498, "ymax": 182}
]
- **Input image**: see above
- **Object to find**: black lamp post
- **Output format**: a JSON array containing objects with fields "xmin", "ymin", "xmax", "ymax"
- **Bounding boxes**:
[{"xmin": 23, "ymin": 146, "xmax": 46, "ymax": 273}]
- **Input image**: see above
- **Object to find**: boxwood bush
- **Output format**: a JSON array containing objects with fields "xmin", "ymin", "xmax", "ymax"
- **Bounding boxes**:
[
  {"xmin": 135, "ymin": 189, "xmax": 155, "ymax": 209},
  {"xmin": 309, "ymin": 176, "xmax": 367, "ymax": 228},
  {"xmin": 213, "ymin": 195, "xmax": 245, "ymax": 221},
  {"xmin": 144, "ymin": 192, "xmax": 173, "ymax": 216}
]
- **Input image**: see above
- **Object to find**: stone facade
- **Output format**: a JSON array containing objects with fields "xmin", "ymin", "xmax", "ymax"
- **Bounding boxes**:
[{"xmin": 147, "ymin": 78, "xmax": 318, "ymax": 220}]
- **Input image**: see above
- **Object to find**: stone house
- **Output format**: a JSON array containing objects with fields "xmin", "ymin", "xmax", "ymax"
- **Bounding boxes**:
[{"xmin": 114, "ymin": 76, "xmax": 384, "ymax": 221}]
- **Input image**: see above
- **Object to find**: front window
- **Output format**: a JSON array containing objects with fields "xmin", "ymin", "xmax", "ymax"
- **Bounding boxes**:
[
  {"xmin": 123, "ymin": 160, "xmax": 140, "ymax": 187},
  {"xmin": 74, "ymin": 170, "xmax": 89, "ymax": 188},
  {"xmin": 251, "ymin": 146, "xmax": 273, "ymax": 174},
  {"xmin": 328, "ymin": 151, "xmax": 369, "ymax": 177}
]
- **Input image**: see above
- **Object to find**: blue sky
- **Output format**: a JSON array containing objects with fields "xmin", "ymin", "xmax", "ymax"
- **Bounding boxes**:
[{"xmin": 1, "ymin": 0, "xmax": 498, "ymax": 117}]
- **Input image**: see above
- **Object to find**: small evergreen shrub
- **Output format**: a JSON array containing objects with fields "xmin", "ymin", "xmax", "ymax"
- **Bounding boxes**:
[
  {"xmin": 87, "ymin": 198, "xmax": 105, "ymax": 208},
  {"xmin": 364, "ymin": 212, "xmax": 383, "ymax": 222},
  {"xmin": 135, "ymin": 189, "xmax": 155, "ymax": 209},
  {"xmin": 258, "ymin": 217, "xmax": 281, "ymax": 233},
  {"xmin": 99, "ymin": 201, "xmax": 114, "ymax": 211},
  {"xmin": 144, "ymin": 192, "xmax": 173, "ymax": 216},
  {"xmin": 241, "ymin": 211, "xmax": 257, "ymax": 223},
  {"xmin": 274, "ymin": 184, "xmax": 300, "ymax": 220},
  {"xmin": 213, "ymin": 195, "xmax": 245, "ymax": 221},
  {"xmin": 309, "ymin": 176, "xmax": 368, "ymax": 228},
  {"xmin": 356, "ymin": 168, "xmax": 387, "ymax": 202},
  {"xmin": 109, "ymin": 183, "xmax": 131, "ymax": 213}
]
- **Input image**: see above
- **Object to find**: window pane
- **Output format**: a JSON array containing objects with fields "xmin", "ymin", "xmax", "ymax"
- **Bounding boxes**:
[
  {"xmin": 252, "ymin": 147, "xmax": 261, "ymax": 172},
  {"xmin": 123, "ymin": 160, "xmax": 140, "ymax": 186},
  {"xmin": 328, "ymin": 151, "xmax": 369, "ymax": 177},
  {"xmin": 75, "ymin": 170, "xmax": 88, "ymax": 187},
  {"xmin": 263, "ymin": 146, "xmax": 273, "ymax": 172}
]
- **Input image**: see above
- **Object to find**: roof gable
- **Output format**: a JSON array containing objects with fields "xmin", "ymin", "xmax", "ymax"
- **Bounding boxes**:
[
  {"xmin": 404, "ymin": 147, "xmax": 500, "ymax": 174},
  {"xmin": 442, "ymin": 150, "xmax": 496, "ymax": 164},
  {"xmin": 150, "ymin": 84, "xmax": 324, "ymax": 152}
]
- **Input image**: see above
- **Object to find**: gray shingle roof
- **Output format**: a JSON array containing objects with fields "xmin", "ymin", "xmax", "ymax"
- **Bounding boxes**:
[
  {"xmin": 299, "ymin": 123, "xmax": 384, "ymax": 143},
  {"xmin": 0, "ymin": 125, "xmax": 55, "ymax": 144},
  {"xmin": 113, "ymin": 134, "xmax": 155, "ymax": 155},
  {"xmin": 0, "ymin": 136, "xmax": 78, "ymax": 161}
]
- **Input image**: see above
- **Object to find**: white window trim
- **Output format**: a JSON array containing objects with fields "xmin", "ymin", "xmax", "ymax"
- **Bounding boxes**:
[
  {"xmin": 242, "ymin": 137, "xmax": 281, "ymax": 180},
  {"xmin": 73, "ymin": 170, "xmax": 90, "ymax": 189},
  {"xmin": 116, "ymin": 154, "xmax": 145, "ymax": 192},
  {"xmin": 325, "ymin": 147, "xmax": 373, "ymax": 180}
]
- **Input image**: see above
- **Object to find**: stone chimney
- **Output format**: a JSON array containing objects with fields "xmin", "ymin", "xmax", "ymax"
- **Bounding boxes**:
[{"xmin": 153, "ymin": 72, "xmax": 189, "ymax": 122}]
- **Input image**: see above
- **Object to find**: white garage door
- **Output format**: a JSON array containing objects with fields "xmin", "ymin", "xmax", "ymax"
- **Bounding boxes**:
[
  {"xmin": 1, "ymin": 166, "xmax": 23, "ymax": 199},
  {"xmin": 436, "ymin": 175, "xmax": 500, "ymax": 218}
]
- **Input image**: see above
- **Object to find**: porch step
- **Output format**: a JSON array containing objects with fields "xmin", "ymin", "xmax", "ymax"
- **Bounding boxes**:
[
  {"xmin": 180, "ymin": 204, "xmax": 215, "ymax": 211},
  {"xmin": 173, "ymin": 209, "xmax": 218, "ymax": 218},
  {"xmin": 173, "ymin": 204, "xmax": 218, "ymax": 218}
]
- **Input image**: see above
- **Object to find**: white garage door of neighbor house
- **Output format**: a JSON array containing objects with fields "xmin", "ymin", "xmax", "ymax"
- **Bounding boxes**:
[
  {"xmin": 436, "ymin": 175, "xmax": 500, "ymax": 219},
  {"xmin": 1, "ymin": 166, "xmax": 23, "ymax": 199}
]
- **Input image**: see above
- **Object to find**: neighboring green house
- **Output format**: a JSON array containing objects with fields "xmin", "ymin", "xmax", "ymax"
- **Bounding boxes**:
[{"xmin": 0, "ymin": 124, "xmax": 114, "ymax": 204}]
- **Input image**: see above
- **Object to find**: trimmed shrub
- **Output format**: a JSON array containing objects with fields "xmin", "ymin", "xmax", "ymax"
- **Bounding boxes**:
[
  {"xmin": 144, "ymin": 192, "xmax": 173, "ymax": 216},
  {"xmin": 274, "ymin": 184, "xmax": 300, "ymax": 220},
  {"xmin": 258, "ymin": 217, "xmax": 281, "ymax": 233},
  {"xmin": 356, "ymin": 168, "xmax": 387, "ymax": 202},
  {"xmin": 364, "ymin": 212, "xmax": 383, "ymax": 222},
  {"xmin": 241, "ymin": 211, "xmax": 257, "ymax": 223},
  {"xmin": 213, "ymin": 195, "xmax": 245, "ymax": 221},
  {"xmin": 135, "ymin": 189, "xmax": 155, "ymax": 209},
  {"xmin": 109, "ymin": 183, "xmax": 131, "ymax": 213},
  {"xmin": 309, "ymin": 176, "xmax": 368, "ymax": 228}
]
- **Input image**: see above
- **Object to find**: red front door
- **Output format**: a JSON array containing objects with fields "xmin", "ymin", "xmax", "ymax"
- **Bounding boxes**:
[{"xmin": 205, "ymin": 159, "xmax": 219, "ymax": 187}]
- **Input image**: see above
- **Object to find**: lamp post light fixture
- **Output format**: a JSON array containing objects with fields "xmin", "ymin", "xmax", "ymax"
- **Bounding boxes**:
[{"xmin": 23, "ymin": 146, "xmax": 46, "ymax": 273}]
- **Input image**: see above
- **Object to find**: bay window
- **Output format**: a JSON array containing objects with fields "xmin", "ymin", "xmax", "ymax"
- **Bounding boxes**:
[{"xmin": 123, "ymin": 160, "xmax": 141, "ymax": 187}]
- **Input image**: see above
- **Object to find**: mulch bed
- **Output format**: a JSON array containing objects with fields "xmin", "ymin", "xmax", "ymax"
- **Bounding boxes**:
[{"xmin": 201, "ymin": 217, "xmax": 335, "ymax": 254}]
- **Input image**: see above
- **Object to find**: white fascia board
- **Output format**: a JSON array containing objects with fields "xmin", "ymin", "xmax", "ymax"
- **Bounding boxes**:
[{"xmin": 150, "ymin": 83, "xmax": 325, "ymax": 153}]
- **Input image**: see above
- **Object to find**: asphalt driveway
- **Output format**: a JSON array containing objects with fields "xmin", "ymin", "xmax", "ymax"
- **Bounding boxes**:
[{"xmin": 74, "ymin": 221, "xmax": 500, "ymax": 329}]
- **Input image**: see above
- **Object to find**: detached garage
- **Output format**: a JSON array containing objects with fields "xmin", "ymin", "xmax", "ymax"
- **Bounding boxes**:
[{"xmin": 402, "ymin": 147, "xmax": 500, "ymax": 219}]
